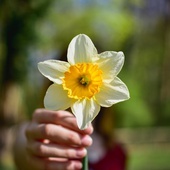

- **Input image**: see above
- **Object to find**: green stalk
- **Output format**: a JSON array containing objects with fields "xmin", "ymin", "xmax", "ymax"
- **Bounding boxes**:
[{"xmin": 82, "ymin": 154, "xmax": 88, "ymax": 170}]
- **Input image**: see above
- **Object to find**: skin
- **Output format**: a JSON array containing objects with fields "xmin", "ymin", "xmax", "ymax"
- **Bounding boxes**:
[{"xmin": 13, "ymin": 109, "xmax": 93, "ymax": 170}]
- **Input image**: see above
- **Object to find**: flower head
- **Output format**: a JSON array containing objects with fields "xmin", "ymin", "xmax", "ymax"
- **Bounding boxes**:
[{"xmin": 38, "ymin": 34, "xmax": 130, "ymax": 129}]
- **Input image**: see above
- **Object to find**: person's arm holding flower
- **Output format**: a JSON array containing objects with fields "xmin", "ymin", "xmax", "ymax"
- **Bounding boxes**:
[{"xmin": 13, "ymin": 109, "xmax": 93, "ymax": 170}]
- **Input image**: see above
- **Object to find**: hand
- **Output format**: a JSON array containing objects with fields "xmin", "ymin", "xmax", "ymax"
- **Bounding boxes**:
[{"xmin": 25, "ymin": 109, "xmax": 93, "ymax": 170}]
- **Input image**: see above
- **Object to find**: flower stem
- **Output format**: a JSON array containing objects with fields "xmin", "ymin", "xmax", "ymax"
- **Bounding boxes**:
[{"xmin": 82, "ymin": 154, "xmax": 88, "ymax": 170}]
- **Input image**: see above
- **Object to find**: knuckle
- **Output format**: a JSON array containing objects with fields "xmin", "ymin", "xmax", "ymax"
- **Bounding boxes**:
[
  {"xmin": 51, "ymin": 111, "xmax": 61, "ymax": 122},
  {"xmin": 25, "ymin": 124, "xmax": 32, "ymax": 140},
  {"xmin": 67, "ymin": 133, "xmax": 75, "ymax": 142},
  {"xmin": 67, "ymin": 133, "xmax": 79, "ymax": 144},
  {"xmin": 33, "ymin": 109, "xmax": 42, "ymax": 119},
  {"xmin": 42, "ymin": 124, "xmax": 51, "ymax": 137},
  {"xmin": 36, "ymin": 143, "xmax": 45, "ymax": 155},
  {"xmin": 65, "ymin": 149, "xmax": 73, "ymax": 158}
]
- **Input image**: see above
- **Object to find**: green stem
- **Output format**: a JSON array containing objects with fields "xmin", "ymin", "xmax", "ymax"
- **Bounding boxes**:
[{"xmin": 82, "ymin": 154, "xmax": 88, "ymax": 170}]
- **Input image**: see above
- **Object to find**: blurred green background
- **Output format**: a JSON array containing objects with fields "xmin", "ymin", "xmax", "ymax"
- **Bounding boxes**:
[{"xmin": 0, "ymin": 0, "xmax": 170, "ymax": 170}]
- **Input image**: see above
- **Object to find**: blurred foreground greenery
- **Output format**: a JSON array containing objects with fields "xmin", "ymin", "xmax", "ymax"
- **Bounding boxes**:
[{"xmin": 0, "ymin": 0, "xmax": 170, "ymax": 170}]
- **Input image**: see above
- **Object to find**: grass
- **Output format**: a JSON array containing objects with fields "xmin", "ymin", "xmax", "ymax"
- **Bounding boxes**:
[{"xmin": 127, "ymin": 144, "xmax": 170, "ymax": 170}]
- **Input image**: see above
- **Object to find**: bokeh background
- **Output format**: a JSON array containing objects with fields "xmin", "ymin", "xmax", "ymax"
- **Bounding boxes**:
[{"xmin": 0, "ymin": 0, "xmax": 170, "ymax": 170}]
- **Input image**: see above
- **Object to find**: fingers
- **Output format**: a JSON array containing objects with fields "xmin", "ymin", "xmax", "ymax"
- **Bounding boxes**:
[
  {"xmin": 27, "ymin": 141, "xmax": 87, "ymax": 159},
  {"xmin": 26, "ymin": 123, "xmax": 92, "ymax": 147},
  {"xmin": 33, "ymin": 109, "xmax": 93, "ymax": 135},
  {"xmin": 27, "ymin": 154, "xmax": 82, "ymax": 170},
  {"xmin": 24, "ymin": 108, "xmax": 92, "ymax": 170}
]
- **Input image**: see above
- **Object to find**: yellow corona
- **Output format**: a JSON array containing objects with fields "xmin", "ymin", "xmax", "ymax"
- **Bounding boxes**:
[{"xmin": 63, "ymin": 63, "xmax": 103, "ymax": 99}]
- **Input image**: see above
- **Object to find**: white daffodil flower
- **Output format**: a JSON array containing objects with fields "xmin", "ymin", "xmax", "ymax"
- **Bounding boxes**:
[{"xmin": 38, "ymin": 34, "xmax": 130, "ymax": 129}]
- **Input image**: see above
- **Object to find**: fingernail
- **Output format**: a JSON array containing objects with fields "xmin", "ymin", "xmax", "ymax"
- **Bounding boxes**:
[
  {"xmin": 81, "ymin": 135, "xmax": 93, "ymax": 146},
  {"xmin": 83, "ymin": 125, "xmax": 94, "ymax": 134},
  {"xmin": 76, "ymin": 148, "xmax": 87, "ymax": 157},
  {"xmin": 75, "ymin": 162, "xmax": 82, "ymax": 169}
]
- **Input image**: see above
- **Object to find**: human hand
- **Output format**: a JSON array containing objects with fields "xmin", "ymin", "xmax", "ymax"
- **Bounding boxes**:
[{"xmin": 25, "ymin": 109, "xmax": 93, "ymax": 170}]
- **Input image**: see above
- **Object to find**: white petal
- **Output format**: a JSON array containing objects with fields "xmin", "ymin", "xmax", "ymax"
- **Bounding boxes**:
[
  {"xmin": 71, "ymin": 98, "xmax": 100, "ymax": 130},
  {"xmin": 95, "ymin": 77, "xmax": 130, "ymax": 107},
  {"xmin": 67, "ymin": 34, "xmax": 98, "ymax": 65},
  {"xmin": 38, "ymin": 60, "xmax": 70, "ymax": 84},
  {"xmin": 44, "ymin": 84, "xmax": 74, "ymax": 110},
  {"xmin": 97, "ymin": 51, "xmax": 124, "ymax": 82}
]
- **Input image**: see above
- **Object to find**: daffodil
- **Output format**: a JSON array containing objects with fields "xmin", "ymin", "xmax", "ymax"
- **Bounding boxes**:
[{"xmin": 38, "ymin": 34, "xmax": 130, "ymax": 129}]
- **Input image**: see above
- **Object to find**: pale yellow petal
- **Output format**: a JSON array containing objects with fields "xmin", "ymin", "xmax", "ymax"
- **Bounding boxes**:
[
  {"xmin": 67, "ymin": 34, "xmax": 98, "ymax": 65},
  {"xmin": 95, "ymin": 77, "xmax": 130, "ymax": 107},
  {"xmin": 44, "ymin": 84, "xmax": 74, "ymax": 110},
  {"xmin": 97, "ymin": 51, "xmax": 124, "ymax": 82},
  {"xmin": 38, "ymin": 60, "xmax": 70, "ymax": 84},
  {"xmin": 71, "ymin": 98, "xmax": 100, "ymax": 130}
]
